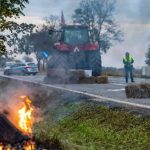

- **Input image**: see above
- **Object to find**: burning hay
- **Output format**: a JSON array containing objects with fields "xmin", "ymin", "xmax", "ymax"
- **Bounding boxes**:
[
  {"xmin": 0, "ymin": 114, "xmax": 29, "ymax": 144},
  {"xmin": 18, "ymin": 96, "xmax": 33, "ymax": 135},
  {"xmin": 0, "ymin": 96, "xmax": 35, "ymax": 149},
  {"xmin": 125, "ymin": 83, "xmax": 150, "ymax": 98},
  {"xmin": 0, "ymin": 94, "xmax": 64, "ymax": 150}
]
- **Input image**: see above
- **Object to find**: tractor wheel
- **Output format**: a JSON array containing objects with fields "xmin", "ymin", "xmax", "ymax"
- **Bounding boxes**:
[
  {"xmin": 47, "ymin": 51, "xmax": 69, "ymax": 69},
  {"xmin": 89, "ymin": 50, "xmax": 102, "ymax": 76}
]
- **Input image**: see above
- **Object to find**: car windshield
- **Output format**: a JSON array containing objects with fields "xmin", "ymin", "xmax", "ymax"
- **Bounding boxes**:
[
  {"xmin": 6, "ymin": 62, "xmax": 15, "ymax": 67},
  {"xmin": 11, "ymin": 63, "xmax": 25, "ymax": 67},
  {"xmin": 64, "ymin": 28, "xmax": 89, "ymax": 45},
  {"xmin": 19, "ymin": 64, "xmax": 26, "ymax": 66}
]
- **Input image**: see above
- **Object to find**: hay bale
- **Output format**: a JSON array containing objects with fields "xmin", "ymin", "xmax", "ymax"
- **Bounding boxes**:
[
  {"xmin": 96, "ymin": 75, "xmax": 108, "ymax": 84},
  {"xmin": 68, "ymin": 70, "xmax": 86, "ymax": 83},
  {"xmin": 78, "ymin": 76, "xmax": 96, "ymax": 84},
  {"xmin": 125, "ymin": 83, "xmax": 150, "ymax": 98}
]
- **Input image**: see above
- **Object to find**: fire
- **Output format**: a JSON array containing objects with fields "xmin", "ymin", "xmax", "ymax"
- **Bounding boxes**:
[
  {"xmin": 18, "ymin": 96, "xmax": 33, "ymax": 135},
  {"xmin": 18, "ymin": 96, "xmax": 35, "ymax": 150},
  {"xmin": 24, "ymin": 141, "xmax": 35, "ymax": 150},
  {"xmin": 0, "ymin": 144, "xmax": 12, "ymax": 150},
  {"xmin": 0, "ymin": 96, "xmax": 35, "ymax": 150},
  {"xmin": 0, "ymin": 143, "xmax": 3, "ymax": 150}
]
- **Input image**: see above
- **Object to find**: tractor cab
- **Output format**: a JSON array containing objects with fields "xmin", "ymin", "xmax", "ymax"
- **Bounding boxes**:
[
  {"xmin": 61, "ymin": 25, "xmax": 89, "ymax": 45},
  {"xmin": 53, "ymin": 25, "xmax": 99, "ymax": 52}
]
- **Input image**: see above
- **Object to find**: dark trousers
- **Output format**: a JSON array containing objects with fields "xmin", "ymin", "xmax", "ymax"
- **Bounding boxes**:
[{"xmin": 125, "ymin": 67, "xmax": 134, "ymax": 83}]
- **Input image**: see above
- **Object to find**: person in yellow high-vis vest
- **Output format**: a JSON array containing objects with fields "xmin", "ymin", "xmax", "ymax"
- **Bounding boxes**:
[{"xmin": 123, "ymin": 52, "xmax": 134, "ymax": 83}]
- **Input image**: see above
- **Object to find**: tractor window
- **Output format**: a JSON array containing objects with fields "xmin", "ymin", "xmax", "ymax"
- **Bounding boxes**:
[{"xmin": 64, "ymin": 28, "xmax": 89, "ymax": 45}]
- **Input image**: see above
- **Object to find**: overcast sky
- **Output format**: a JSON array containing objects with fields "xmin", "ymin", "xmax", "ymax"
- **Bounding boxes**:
[{"xmin": 18, "ymin": 0, "xmax": 150, "ymax": 68}]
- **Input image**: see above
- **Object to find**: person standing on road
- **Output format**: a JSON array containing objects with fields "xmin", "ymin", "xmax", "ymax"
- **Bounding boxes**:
[{"xmin": 123, "ymin": 52, "xmax": 134, "ymax": 83}]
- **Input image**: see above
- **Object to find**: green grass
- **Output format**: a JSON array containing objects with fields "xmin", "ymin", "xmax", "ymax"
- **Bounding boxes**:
[
  {"xmin": 1, "ymin": 79, "xmax": 150, "ymax": 149},
  {"xmin": 33, "ymin": 103, "xmax": 150, "ymax": 150}
]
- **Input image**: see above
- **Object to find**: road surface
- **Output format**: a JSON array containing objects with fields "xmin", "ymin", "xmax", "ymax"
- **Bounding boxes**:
[{"xmin": 0, "ymin": 71, "xmax": 150, "ymax": 108}]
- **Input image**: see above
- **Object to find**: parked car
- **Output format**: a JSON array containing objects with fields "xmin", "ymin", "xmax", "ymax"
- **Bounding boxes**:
[
  {"xmin": 4, "ymin": 62, "xmax": 38, "ymax": 75},
  {"xmin": 3, "ymin": 62, "xmax": 16, "ymax": 72},
  {"xmin": 4, "ymin": 62, "xmax": 16, "ymax": 68}
]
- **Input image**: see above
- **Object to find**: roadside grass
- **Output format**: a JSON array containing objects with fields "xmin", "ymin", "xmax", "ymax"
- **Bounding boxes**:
[
  {"xmin": 1, "ymin": 79, "xmax": 150, "ymax": 149},
  {"xmin": 33, "ymin": 103, "xmax": 150, "ymax": 150}
]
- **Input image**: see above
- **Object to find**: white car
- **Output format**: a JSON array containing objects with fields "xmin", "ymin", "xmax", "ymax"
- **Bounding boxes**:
[
  {"xmin": 24, "ymin": 62, "xmax": 39, "ymax": 75},
  {"xmin": 4, "ymin": 62, "xmax": 38, "ymax": 75}
]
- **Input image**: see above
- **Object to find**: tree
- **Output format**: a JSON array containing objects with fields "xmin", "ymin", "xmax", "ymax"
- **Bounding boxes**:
[
  {"xmin": 23, "ymin": 56, "xmax": 33, "ymax": 62},
  {"xmin": 17, "ymin": 25, "xmax": 53, "ymax": 70},
  {"xmin": 15, "ymin": 59, "xmax": 22, "ymax": 63},
  {"xmin": 145, "ymin": 45, "xmax": 150, "ymax": 66},
  {"xmin": 17, "ymin": 15, "xmax": 59, "ymax": 70},
  {"xmin": 72, "ymin": 0, "xmax": 123, "ymax": 53},
  {"xmin": 0, "ymin": 56, "xmax": 14, "ymax": 67},
  {"xmin": 0, "ymin": 0, "xmax": 35, "ymax": 55}
]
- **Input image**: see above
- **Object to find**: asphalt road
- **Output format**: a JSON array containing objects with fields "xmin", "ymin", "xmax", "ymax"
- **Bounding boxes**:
[{"xmin": 0, "ymin": 71, "xmax": 150, "ymax": 108}]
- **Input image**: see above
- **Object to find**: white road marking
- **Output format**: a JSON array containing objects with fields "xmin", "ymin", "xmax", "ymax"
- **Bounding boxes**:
[
  {"xmin": 111, "ymin": 83, "xmax": 125, "ymax": 86},
  {"xmin": 108, "ymin": 88, "xmax": 125, "ymax": 92},
  {"xmin": 1, "ymin": 75, "xmax": 150, "ymax": 109}
]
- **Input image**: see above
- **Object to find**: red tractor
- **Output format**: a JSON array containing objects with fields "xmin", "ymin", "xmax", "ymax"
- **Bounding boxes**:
[{"xmin": 46, "ymin": 25, "xmax": 101, "ymax": 80}]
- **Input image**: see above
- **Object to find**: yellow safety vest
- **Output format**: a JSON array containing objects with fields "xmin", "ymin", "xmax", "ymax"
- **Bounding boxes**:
[{"xmin": 123, "ymin": 55, "xmax": 133, "ymax": 63}]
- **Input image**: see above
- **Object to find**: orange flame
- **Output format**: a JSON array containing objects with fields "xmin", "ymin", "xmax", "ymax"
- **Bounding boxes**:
[
  {"xmin": 0, "ymin": 143, "xmax": 3, "ymax": 150},
  {"xmin": 4, "ymin": 145, "xmax": 11, "ymax": 150},
  {"xmin": 18, "ymin": 96, "xmax": 33, "ymax": 135},
  {"xmin": 24, "ymin": 141, "xmax": 35, "ymax": 150},
  {"xmin": 0, "ymin": 96, "xmax": 35, "ymax": 150},
  {"xmin": 0, "ymin": 144, "xmax": 12, "ymax": 150}
]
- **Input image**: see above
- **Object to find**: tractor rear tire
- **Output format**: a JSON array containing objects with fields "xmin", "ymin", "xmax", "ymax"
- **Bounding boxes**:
[
  {"xmin": 47, "ymin": 51, "xmax": 68, "ymax": 69},
  {"xmin": 89, "ymin": 50, "xmax": 102, "ymax": 76}
]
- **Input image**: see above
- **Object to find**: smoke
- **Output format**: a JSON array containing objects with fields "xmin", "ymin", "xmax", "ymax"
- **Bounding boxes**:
[
  {"xmin": 0, "ymin": 76, "xmax": 89, "ymax": 127},
  {"xmin": 0, "ymin": 80, "xmax": 53, "ymax": 128},
  {"xmin": 0, "ymin": 79, "xmax": 80, "ymax": 126}
]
